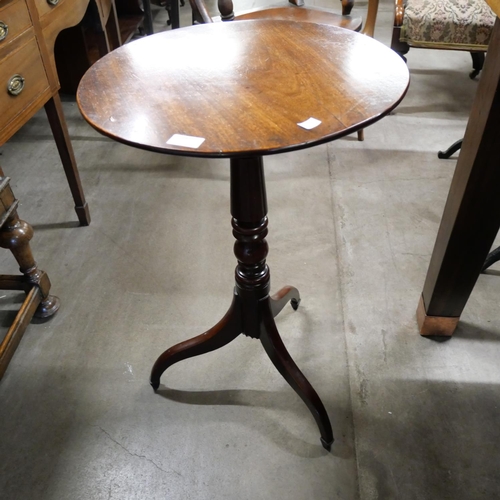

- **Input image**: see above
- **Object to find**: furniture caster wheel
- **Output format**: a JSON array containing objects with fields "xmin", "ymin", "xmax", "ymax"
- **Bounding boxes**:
[{"xmin": 291, "ymin": 298, "xmax": 300, "ymax": 310}]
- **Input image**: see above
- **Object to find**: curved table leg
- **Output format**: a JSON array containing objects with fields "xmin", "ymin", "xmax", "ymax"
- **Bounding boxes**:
[
  {"xmin": 150, "ymin": 292, "xmax": 242, "ymax": 390},
  {"xmin": 259, "ymin": 300, "xmax": 334, "ymax": 450},
  {"xmin": 270, "ymin": 286, "xmax": 301, "ymax": 318}
]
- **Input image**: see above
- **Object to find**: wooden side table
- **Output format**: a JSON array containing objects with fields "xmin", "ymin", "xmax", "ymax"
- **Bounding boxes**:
[
  {"xmin": 77, "ymin": 20, "xmax": 409, "ymax": 450},
  {"xmin": 0, "ymin": 168, "xmax": 59, "ymax": 380}
]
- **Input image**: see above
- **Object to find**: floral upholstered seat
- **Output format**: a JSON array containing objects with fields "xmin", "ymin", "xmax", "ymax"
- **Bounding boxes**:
[
  {"xmin": 391, "ymin": 0, "xmax": 497, "ymax": 78},
  {"xmin": 401, "ymin": 0, "xmax": 495, "ymax": 50}
]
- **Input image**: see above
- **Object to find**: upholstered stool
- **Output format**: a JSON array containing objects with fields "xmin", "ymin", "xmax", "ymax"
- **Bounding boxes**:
[{"xmin": 392, "ymin": 0, "xmax": 496, "ymax": 78}]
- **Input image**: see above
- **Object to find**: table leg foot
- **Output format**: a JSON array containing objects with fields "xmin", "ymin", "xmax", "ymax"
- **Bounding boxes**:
[
  {"xmin": 320, "ymin": 436, "xmax": 333, "ymax": 451},
  {"xmin": 259, "ymin": 301, "xmax": 334, "ymax": 449},
  {"xmin": 150, "ymin": 292, "xmax": 242, "ymax": 390},
  {"xmin": 270, "ymin": 286, "xmax": 300, "ymax": 317},
  {"xmin": 34, "ymin": 295, "xmax": 60, "ymax": 318}
]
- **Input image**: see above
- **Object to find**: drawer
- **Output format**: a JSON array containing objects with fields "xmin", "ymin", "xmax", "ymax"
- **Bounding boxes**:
[
  {"xmin": 0, "ymin": 0, "xmax": 32, "ymax": 46},
  {"xmin": 0, "ymin": 33, "xmax": 50, "ymax": 127},
  {"xmin": 33, "ymin": 0, "xmax": 65, "ymax": 19}
]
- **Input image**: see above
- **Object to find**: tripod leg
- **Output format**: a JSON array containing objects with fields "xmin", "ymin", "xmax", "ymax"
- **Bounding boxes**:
[
  {"xmin": 438, "ymin": 139, "xmax": 463, "ymax": 159},
  {"xmin": 270, "ymin": 286, "xmax": 301, "ymax": 317},
  {"xmin": 259, "ymin": 300, "xmax": 334, "ymax": 450},
  {"xmin": 150, "ymin": 292, "xmax": 242, "ymax": 390}
]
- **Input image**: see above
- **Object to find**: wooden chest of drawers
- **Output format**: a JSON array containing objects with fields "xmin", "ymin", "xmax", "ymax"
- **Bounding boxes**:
[{"xmin": 0, "ymin": 0, "xmax": 91, "ymax": 225}]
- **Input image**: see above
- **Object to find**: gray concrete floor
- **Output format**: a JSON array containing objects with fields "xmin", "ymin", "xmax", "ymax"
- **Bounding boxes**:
[{"xmin": 1, "ymin": 1, "xmax": 499, "ymax": 499}]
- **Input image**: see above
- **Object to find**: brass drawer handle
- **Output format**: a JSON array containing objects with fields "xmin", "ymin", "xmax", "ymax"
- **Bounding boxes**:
[
  {"xmin": 7, "ymin": 75, "xmax": 25, "ymax": 96},
  {"xmin": 0, "ymin": 21, "xmax": 8, "ymax": 42},
  {"xmin": 47, "ymin": 0, "xmax": 59, "ymax": 5}
]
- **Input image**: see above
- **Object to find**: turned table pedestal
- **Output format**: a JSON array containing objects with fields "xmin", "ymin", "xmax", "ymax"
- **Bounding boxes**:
[{"xmin": 77, "ymin": 20, "xmax": 409, "ymax": 449}]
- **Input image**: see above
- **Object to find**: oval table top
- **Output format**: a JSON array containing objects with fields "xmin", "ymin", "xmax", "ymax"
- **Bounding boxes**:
[{"xmin": 77, "ymin": 20, "xmax": 409, "ymax": 158}]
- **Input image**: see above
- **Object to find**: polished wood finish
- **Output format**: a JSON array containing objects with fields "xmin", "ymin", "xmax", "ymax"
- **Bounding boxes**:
[
  {"xmin": 222, "ymin": 4, "xmax": 361, "ymax": 31},
  {"xmin": 77, "ymin": 21, "xmax": 409, "ymax": 158},
  {"xmin": 189, "ymin": 0, "xmax": 380, "ymax": 36},
  {"xmin": 390, "ymin": 0, "xmax": 488, "ymax": 78},
  {"xmin": 418, "ymin": 18, "xmax": 500, "ymax": 336},
  {"xmin": 0, "ymin": 0, "xmax": 90, "ymax": 225},
  {"xmin": 55, "ymin": 0, "xmax": 122, "ymax": 93},
  {"xmin": 0, "ymin": 169, "xmax": 59, "ymax": 380},
  {"xmin": 189, "ymin": 0, "xmax": 363, "ymax": 33},
  {"xmin": 55, "ymin": 0, "xmax": 153, "ymax": 94},
  {"xmin": 78, "ymin": 20, "xmax": 409, "ymax": 449},
  {"xmin": 150, "ymin": 156, "xmax": 334, "ymax": 449}
]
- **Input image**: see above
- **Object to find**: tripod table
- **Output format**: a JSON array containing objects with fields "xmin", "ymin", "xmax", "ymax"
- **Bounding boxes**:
[{"xmin": 77, "ymin": 20, "xmax": 409, "ymax": 450}]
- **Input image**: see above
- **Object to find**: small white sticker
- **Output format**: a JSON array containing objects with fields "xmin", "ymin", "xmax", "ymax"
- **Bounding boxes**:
[
  {"xmin": 297, "ymin": 117, "xmax": 322, "ymax": 130},
  {"xmin": 166, "ymin": 134, "xmax": 205, "ymax": 149}
]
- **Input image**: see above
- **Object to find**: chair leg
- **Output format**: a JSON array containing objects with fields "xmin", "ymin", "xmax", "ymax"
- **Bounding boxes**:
[
  {"xmin": 482, "ymin": 245, "xmax": 500, "ymax": 272},
  {"xmin": 470, "ymin": 52, "xmax": 485, "ymax": 80},
  {"xmin": 390, "ymin": 26, "xmax": 410, "ymax": 62},
  {"xmin": 438, "ymin": 138, "xmax": 463, "ymax": 159}
]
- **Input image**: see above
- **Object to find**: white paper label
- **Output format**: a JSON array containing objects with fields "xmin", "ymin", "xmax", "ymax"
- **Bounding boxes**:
[
  {"xmin": 297, "ymin": 117, "xmax": 322, "ymax": 130},
  {"xmin": 166, "ymin": 134, "xmax": 205, "ymax": 149}
]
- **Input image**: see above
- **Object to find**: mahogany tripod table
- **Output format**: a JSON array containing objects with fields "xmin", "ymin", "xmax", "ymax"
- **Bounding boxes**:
[{"xmin": 77, "ymin": 20, "xmax": 409, "ymax": 450}]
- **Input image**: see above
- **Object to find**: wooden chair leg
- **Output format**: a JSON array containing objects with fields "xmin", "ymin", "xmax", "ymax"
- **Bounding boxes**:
[{"xmin": 44, "ymin": 94, "xmax": 91, "ymax": 226}]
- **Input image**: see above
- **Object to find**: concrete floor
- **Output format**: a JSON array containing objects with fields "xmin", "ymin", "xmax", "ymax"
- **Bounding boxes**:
[{"xmin": 1, "ymin": 1, "xmax": 499, "ymax": 499}]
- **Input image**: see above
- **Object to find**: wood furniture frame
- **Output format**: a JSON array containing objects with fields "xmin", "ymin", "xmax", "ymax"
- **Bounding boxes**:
[
  {"xmin": 418, "ymin": 15, "xmax": 500, "ymax": 336},
  {"xmin": 0, "ymin": 0, "xmax": 91, "ymax": 225},
  {"xmin": 0, "ymin": 167, "xmax": 59, "ymax": 380},
  {"xmin": 77, "ymin": 21, "xmax": 408, "ymax": 449},
  {"xmin": 55, "ymin": 0, "xmax": 153, "ymax": 94},
  {"xmin": 391, "ymin": 0, "xmax": 491, "ymax": 79},
  {"xmin": 188, "ymin": 0, "xmax": 381, "ymax": 143}
]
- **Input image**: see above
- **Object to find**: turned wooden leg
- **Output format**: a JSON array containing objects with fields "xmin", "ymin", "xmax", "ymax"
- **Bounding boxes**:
[
  {"xmin": 259, "ymin": 299, "xmax": 334, "ymax": 450},
  {"xmin": 150, "ymin": 292, "xmax": 242, "ymax": 390},
  {"xmin": 151, "ymin": 155, "xmax": 333, "ymax": 449},
  {"xmin": 44, "ymin": 94, "xmax": 90, "ymax": 226},
  {"xmin": 0, "ymin": 210, "xmax": 59, "ymax": 318},
  {"xmin": 270, "ymin": 285, "xmax": 300, "ymax": 317},
  {"xmin": 232, "ymin": 156, "xmax": 333, "ymax": 449}
]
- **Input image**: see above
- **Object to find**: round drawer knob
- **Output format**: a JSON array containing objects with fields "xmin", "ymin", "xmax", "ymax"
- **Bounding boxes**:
[
  {"xmin": 7, "ymin": 75, "xmax": 25, "ymax": 96},
  {"xmin": 47, "ymin": 0, "xmax": 59, "ymax": 5},
  {"xmin": 0, "ymin": 21, "xmax": 8, "ymax": 42}
]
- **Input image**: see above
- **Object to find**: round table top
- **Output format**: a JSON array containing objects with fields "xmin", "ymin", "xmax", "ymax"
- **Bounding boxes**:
[{"xmin": 77, "ymin": 20, "xmax": 409, "ymax": 158}]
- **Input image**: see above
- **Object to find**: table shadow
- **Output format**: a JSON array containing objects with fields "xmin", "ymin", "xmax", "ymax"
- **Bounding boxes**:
[{"xmin": 155, "ymin": 386, "xmax": 353, "ymax": 459}]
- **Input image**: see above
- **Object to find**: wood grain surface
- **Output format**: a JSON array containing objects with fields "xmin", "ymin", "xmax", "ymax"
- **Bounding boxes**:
[{"xmin": 77, "ymin": 20, "xmax": 409, "ymax": 158}]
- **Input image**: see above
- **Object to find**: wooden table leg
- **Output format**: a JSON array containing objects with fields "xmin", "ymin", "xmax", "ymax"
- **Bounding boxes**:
[
  {"xmin": 150, "ymin": 156, "xmax": 333, "ymax": 449},
  {"xmin": 44, "ymin": 94, "xmax": 91, "ymax": 226},
  {"xmin": 418, "ymin": 18, "xmax": 500, "ymax": 336}
]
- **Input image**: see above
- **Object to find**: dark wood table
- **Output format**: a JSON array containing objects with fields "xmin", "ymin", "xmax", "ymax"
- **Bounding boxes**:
[
  {"xmin": 77, "ymin": 20, "xmax": 409, "ymax": 450},
  {"xmin": 417, "ymin": 13, "xmax": 500, "ymax": 337}
]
